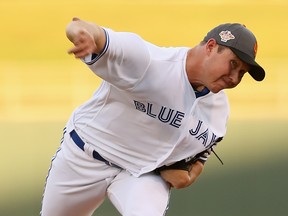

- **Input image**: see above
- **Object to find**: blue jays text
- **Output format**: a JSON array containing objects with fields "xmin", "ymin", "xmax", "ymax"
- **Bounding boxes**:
[{"xmin": 134, "ymin": 100, "xmax": 220, "ymax": 148}]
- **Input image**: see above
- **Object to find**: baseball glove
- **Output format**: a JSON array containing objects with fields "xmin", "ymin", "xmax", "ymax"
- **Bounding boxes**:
[
  {"xmin": 155, "ymin": 150, "xmax": 211, "ymax": 173},
  {"xmin": 155, "ymin": 137, "xmax": 224, "ymax": 173}
]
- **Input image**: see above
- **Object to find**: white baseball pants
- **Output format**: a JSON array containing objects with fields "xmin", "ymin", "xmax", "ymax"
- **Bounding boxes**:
[{"xmin": 41, "ymin": 130, "xmax": 170, "ymax": 216}]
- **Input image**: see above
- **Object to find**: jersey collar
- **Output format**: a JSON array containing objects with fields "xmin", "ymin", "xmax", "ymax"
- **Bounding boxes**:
[{"xmin": 194, "ymin": 87, "xmax": 210, "ymax": 98}]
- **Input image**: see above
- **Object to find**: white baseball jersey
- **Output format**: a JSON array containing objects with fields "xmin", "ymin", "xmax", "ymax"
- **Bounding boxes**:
[{"xmin": 66, "ymin": 28, "xmax": 230, "ymax": 177}]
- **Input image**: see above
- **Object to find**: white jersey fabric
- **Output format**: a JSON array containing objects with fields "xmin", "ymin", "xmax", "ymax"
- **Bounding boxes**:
[{"xmin": 65, "ymin": 28, "xmax": 230, "ymax": 177}]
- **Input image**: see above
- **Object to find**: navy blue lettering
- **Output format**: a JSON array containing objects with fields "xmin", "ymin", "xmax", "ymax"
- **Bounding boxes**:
[
  {"xmin": 134, "ymin": 100, "xmax": 146, "ymax": 112},
  {"xmin": 189, "ymin": 120, "xmax": 203, "ymax": 135},
  {"xmin": 170, "ymin": 111, "xmax": 185, "ymax": 128},
  {"xmin": 147, "ymin": 103, "xmax": 156, "ymax": 118},
  {"xmin": 196, "ymin": 128, "xmax": 209, "ymax": 146},
  {"xmin": 158, "ymin": 107, "xmax": 174, "ymax": 123},
  {"xmin": 189, "ymin": 120, "xmax": 220, "ymax": 148},
  {"xmin": 133, "ymin": 100, "xmax": 185, "ymax": 128},
  {"xmin": 206, "ymin": 133, "xmax": 217, "ymax": 148}
]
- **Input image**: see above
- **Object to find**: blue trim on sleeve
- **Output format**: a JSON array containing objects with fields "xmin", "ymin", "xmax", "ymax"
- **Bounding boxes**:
[{"xmin": 86, "ymin": 28, "xmax": 110, "ymax": 65}]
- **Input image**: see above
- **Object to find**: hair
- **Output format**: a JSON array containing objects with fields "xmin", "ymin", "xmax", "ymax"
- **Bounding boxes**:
[
  {"xmin": 200, "ymin": 40, "xmax": 228, "ymax": 53},
  {"xmin": 217, "ymin": 44, "xmax": 227, "ymax": 53}
]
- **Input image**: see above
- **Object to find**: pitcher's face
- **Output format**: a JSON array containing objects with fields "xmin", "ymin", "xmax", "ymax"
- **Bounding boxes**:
[{"xmin": 202, "ymin": 41, "xmax": 250, "ymax": 93}]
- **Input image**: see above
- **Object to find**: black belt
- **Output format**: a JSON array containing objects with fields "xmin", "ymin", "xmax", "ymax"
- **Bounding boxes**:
[{"xmin": 70, "ymin": 130, "xmax": 120, "ymax": 168}]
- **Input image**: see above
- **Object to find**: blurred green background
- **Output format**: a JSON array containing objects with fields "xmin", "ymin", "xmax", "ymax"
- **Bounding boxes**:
[{"xmin": 0, "ymin": 0, "xmax": 287, "ymax": 215}]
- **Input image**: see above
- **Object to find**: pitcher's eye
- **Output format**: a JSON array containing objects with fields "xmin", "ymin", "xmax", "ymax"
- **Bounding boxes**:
[{"xmin": 230, "ymin": 60, "xmax": 238, "ymax": 69}]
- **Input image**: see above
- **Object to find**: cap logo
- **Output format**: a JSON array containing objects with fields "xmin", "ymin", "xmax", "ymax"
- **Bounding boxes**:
[{"xmin": 219, "ymin": 30, "xmax": 235, "ymax": 42}]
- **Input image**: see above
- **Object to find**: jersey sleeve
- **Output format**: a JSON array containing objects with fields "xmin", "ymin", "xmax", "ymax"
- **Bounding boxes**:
[{"xmin": 82, "ymin": 28, "xmax": 151, "ymax": 90}]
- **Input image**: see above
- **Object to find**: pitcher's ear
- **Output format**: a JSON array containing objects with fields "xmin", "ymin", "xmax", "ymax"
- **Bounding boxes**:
[{"xmin": 205, "ymin": 38, "xmax": 217, "ymax": 55}]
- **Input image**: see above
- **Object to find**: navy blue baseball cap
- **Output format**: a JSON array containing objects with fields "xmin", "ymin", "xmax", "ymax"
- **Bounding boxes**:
[{"xmin": 203, "ymin": 23, "xmax": 265, "ymax": 81}]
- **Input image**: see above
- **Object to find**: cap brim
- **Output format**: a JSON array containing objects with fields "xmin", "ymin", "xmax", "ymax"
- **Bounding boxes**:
[{"xmin": 230, "ymin": 47, "xmax": 265, "ymax": 81}]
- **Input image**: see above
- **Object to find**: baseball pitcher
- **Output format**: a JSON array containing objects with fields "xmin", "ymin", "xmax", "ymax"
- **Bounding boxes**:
[{"xmin": 41, "ymin": 18, "xmax": 265, "ymax": 216}]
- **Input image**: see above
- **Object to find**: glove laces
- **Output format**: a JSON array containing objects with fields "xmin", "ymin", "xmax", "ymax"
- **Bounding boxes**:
[{"xmin": 211, "ymin": 148, "xmax": 224, "ymax": 165}]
